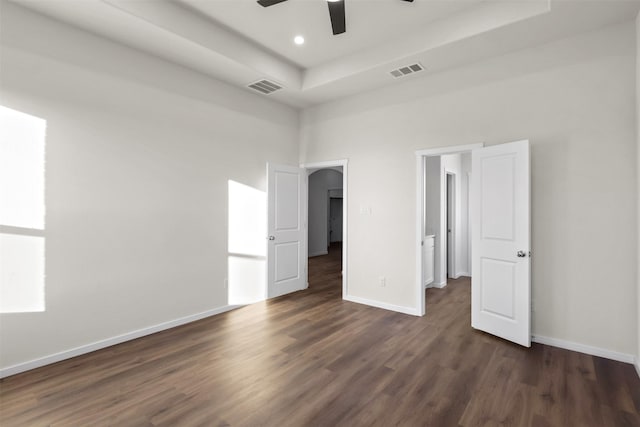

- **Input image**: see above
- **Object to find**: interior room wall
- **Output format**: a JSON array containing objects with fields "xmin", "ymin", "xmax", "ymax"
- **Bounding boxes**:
[
  {"xmin": 308, "ymin": 168, "xmax": 343, "ymax": 256},
  {"xmin": 424, "ymin": 156, "xmax": 441, "ymax": 281},
  {"xmin": 440, "ymin": 153, "xmax": 464, "ymax": 283},
  {"xmin": 0, "ymin": 3, "xmax": 299, "ymax": 372},
  {"xmin": 460, "ymin": 152, "xmax": 472, "ymax": 277},
  {"xmin": 300, "ymin": 21, "xmax": 637, "ymax": 356}
]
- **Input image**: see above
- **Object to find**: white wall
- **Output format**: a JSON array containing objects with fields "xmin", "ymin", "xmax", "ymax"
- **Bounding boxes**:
[
  {"xmin": 0, "ymin": 3, "xmax": 299, "ymax": 371},
  {"xmin": 424, "ymin": 156, "xmax": 441, "ymax": 282},
  {"xmin": 441, "ymin": 153, "xmax": 465, "ymax": 283},
  {"xmin": 301, "ymin": 21, "xmax": 637, "ymax": 355},
  {"xmin": 308, "ymin": 169, "xmax": 343, "ymax": 256},
  {"xmin": 460, "ymin": 152, "xmax": 472, "ymax": 277}
]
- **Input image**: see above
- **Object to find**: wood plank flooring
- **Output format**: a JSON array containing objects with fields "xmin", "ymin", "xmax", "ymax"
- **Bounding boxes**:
[{"xmin": 1, "ymin": 243, "xmax": 639, "ymax": 426}]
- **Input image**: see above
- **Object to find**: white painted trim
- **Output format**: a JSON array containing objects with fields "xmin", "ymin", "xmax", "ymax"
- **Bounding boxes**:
[
  {"xmin": 301, "ymin": 159, "xmax": 348, "ymax": 299},
  {"xmin": 344, "ymin": 294, "xmax": 419, "ymax": 316},
  {"xmin": 415, "ymin": 143, "xmax": 484, "ymax": 157},
  {"xmin": 0, "ymin": 305, "xmax": 241, "ymax": 379},
  {"xmin": 532, "ymin": 335, "xmax": 635, "ymax": 364},
  {"xmin": 431, "ymin": 281, "xmax": 447, "ymax": 289},
  {"xmin": 308, "ymin": 250, "xmax": 329, "ymax": 257},
  {"xmin": 458, "ymin": 271, "xmax": 471, "ymax": 277},
  {"xmin": 301, "ymin": 159, "xmax": 347, "ymax": 171},
  {"xmin": 416, "ymin": 155, "xmax": 425, "ymax": 315}
]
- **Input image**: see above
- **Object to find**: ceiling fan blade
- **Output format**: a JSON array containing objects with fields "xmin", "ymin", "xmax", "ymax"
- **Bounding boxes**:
[
  {"xmin": 327, "ymin": 0, "xmax": 346, "ymax": 35},
  {"xmin": 257, "ymin": 0, "xmax": 288, "ymax": 7}
]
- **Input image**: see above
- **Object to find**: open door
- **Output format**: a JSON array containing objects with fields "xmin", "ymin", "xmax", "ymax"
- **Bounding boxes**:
[
  {"xmin": 471, "ymin": 140, "xmax": 530, "ymax": 347},
  {"xmin": 267, "ymin": 163, "xmax": 306, "ymax": 298}
]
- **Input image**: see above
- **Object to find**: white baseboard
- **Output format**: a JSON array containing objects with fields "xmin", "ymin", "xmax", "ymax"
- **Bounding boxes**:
[
  {"xmin": 308, "ymin": 250, "xmax": 328, "ymax": 257},
  {"xmin": 431, "ymin": 281, "xmax": 447, "ymax": 289},
  {"xmin": 532, "ymin": 335, "xmax": 635, "ymax": 364},
  {"xmin": 458, "ymin": 272, "xmax": 471, "ymax": 277},
  {"xmin": 0, "ymin": 304, "xmax": 242, "ymax": 379},
  {"xmin": 344, "ymin": 294, "xmax": 419, "ymax": 316}
]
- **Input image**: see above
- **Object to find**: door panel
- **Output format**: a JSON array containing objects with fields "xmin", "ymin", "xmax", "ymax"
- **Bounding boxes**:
[
  {"xmin": 481, "ymin": 155, "xmax": 515, "ymax": 240},
  {"xmin": 480, "ymin": 258, "xmax": 516, "ymax": 319},
  {"xmin": 267, "ymin": 163, "xmax": 306, "ymax": 298},
  {"xmin": 471, "ymin": 140, "xmax": 530, "ymax": 347},
  {"xmin": 274, "ymin": 241, "xmax": 300, "ymax": 282},
  {"xmin": 275, "ymin": 172, "xmax": 300, "ymax": 230}
]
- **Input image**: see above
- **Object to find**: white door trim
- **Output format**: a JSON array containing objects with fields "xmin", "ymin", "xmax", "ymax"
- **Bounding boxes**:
[
  {"xmin": 301, "ymin": 159, "xmax": 348, "ymax": 299},
  {"xmin": 415, "ymin": 143, "xmax": 483, "ymax": 316}
]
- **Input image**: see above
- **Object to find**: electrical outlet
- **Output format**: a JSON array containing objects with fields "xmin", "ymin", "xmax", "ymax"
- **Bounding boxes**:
[{"xmin": 379, "ymin": 276, "xmax": 386, "ymax": 287}]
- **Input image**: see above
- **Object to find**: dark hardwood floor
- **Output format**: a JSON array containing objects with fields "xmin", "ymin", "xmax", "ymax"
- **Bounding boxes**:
[{"xmin": 1, "ymin": 243, "xmax": 639, "ymax": 426}]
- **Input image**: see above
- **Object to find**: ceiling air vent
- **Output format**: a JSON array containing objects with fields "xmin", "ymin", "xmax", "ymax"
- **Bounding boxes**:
[
  {"xmin": 389, "ymin": 63, "xmax": 424, "ymax": 78},
  {"xmin": 247, "ymin": 79, "xmax": 282, "ymax": 95}
]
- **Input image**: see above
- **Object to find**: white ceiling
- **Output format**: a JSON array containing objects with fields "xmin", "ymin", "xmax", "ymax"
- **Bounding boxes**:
[
  {"xmin": 178, "ymin": 0, "xmax": 482, "ymax": 68},
  {"xmin": 9, "ymin": 0, "xmax": 640, "ymax": 108}
]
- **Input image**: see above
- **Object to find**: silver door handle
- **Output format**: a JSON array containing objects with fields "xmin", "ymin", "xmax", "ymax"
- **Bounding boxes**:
[
  {"xmin": 517, "ymin": 250, "xmax": 527, "ymax": 257},
  {"xmin": 268, "ymin": 236, "xmax": 275, "ymax": 241}
]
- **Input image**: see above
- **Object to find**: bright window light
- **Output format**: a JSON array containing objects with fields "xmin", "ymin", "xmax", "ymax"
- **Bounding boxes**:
[
  {"xmin": 0, "ymin": 106, "xmax": 46, "ymax": 230},
  {"xmin": 228, "ymin": 256, "xmax": 265, "ymax": 305},
  {"xmin": 0, "ymin": 105, "xmax": 46, "ymax": 314},
  {"xmin": 228, "ymin": 180, "xmax": 266, "ymax": 305},
  {"xmin": 0, "ymin": 233, "xmax": 45, "ymax": 313},
  {"xmin": 228, "ymin": 180, "xmax": 266, "ymax": 257}
]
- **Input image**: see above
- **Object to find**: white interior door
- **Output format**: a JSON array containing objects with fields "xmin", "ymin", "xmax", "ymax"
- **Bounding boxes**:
[
  {"xmin": 471, "ymin": 140, "xmax": 530, "ymax": 347},
  {"xmin": 267, "ymin": 163, "xmax": 306, "ymax": 298}
]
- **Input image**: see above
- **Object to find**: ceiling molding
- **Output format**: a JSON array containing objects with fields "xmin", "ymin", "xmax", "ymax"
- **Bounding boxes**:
[
  {"xmin": 302, "ymin": 0, "xmax": 551, "ymax": 90},
  {"xmin": 8, "ymin": 0, "xmax": 640, "ymax": 108}
]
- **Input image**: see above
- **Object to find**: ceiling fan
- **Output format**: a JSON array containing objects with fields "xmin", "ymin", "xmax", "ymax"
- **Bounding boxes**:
[{"xmin": 257, "ymin": 0, "xmax": 414, "ymax": 36}]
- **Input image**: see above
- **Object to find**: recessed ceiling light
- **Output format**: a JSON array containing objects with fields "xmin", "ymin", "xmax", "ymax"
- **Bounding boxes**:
[{"xmin": 294, "ymin": 35, "xmax": 305, "ymax": 45}]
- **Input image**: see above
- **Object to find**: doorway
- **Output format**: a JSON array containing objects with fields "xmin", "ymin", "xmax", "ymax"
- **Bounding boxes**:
[
  {"xmin": 303, "ymin": 160, "xmax": 348, "ymax": 298},
  {"xmin": 415, "ymin": 140, "xmax": 531, "ymax": 347},
  {"xmin": 415, "ymin": 143, "xmax": 482, "ymax": 316}
]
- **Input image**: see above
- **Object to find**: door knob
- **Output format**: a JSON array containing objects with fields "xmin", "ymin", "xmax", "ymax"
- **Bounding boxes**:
[
  {"xmin": 517, "ymin": 250, "xmax": 527, "ymax": 258},
  {"xmin": 268, "ymin": 236, "xmax": 275, "ymax": 241}
]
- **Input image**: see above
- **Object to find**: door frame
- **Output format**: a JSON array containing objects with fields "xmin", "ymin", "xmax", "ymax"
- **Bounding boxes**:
[
  {"xmin": 415, "ymin": 144, "xmax": 483, "ymax": 316},
  {"xmin": 301, "ymin": 159, "xmax": 348, "ymax": 298}
]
